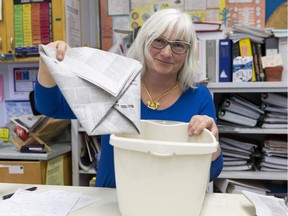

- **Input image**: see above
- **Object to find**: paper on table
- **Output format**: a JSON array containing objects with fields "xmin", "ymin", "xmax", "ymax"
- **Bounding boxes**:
[
  {"xmin": 242, "ymin": 190, "xmax": 288, "ymax": 216},
  {"xmin": 0, "ymin": 189, "xmax": 81, "ymax": 216},
  {"xmin": 39, "ymin": 45, "xmax": 142, "ymax": 135},
  {"xmin": 0, "ymin": 189, "xmax": 101, "ymax": 216}
]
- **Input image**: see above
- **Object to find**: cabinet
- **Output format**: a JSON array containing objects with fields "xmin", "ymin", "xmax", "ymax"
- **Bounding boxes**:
[
  {"xmin": 0, "ymin": 141, "xmax": 72, "ymax": 185},
  {"xmin": 207, "ymin": 81, "xmax": 287, "ymax": 193},
  {"xmin": 0, "ymin": 0, "xmax": 66, "ymax": 62}
]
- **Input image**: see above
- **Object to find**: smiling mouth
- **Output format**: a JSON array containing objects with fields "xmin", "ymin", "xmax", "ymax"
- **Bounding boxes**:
[{"xmin": 156, "ymin": 58, "xmax": 173, "ymax": 65}]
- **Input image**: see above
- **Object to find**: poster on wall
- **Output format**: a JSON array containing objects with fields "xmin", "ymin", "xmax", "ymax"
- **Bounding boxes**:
[
  {"xmin": 108, "ymin": 0, "xmax": 130, "ymax": 16},
  {"xmin": 221, "ymin": 0, "xmax": 266, "ymax": 28},
  {"xmin": 8, "ymin": 64, "xmax": 38, "ymax": 100},
  {"xmin": 130, "ymin": 0, "xmax": 184, "ymax": 29}
]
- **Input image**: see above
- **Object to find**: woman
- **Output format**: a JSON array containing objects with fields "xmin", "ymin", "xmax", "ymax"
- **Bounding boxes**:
[{"xmin": 35, "ymin": 8, "xmax": 223, "ymax": 188}]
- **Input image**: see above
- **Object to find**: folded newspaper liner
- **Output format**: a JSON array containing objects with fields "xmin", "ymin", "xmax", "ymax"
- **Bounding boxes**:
[
  {"xmin": 39, "ymin": 45, "xmax": 142, "ymax": 135},
  {"xmin": 10, "ymin": 118, "xmax": 70, "ymax": 152}
]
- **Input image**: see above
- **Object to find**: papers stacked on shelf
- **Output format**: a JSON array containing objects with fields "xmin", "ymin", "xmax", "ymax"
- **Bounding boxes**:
[
  {"xmin": 217, "ymin": 94, "xmax": 264, "ymax": 127},
  {"xmin": 258, "ymin": 135, "xmax": 288, "ymax": 172},
  {"xmin": 220, "ymin": 137, "xmax": 258, "ymax": 171},
  {"xmin": 259, "ymin": 93, "xmax": 288, "ymax": 129},
  {"xmin": 227, "ymin": 23, "xmax": 273, "ymax": 43},
  {"xmin": 215, "ymin": 179, "xmax": 270, "ymax": 195}
]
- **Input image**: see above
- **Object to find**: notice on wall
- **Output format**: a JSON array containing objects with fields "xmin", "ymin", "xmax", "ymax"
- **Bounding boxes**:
[{"xmin": 46, "ymin": 155, "xmax": 65, "ymax": 185}]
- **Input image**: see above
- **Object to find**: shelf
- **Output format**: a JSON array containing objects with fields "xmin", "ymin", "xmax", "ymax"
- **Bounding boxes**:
[
  {"xmin": 0, "ymin": 142, "xmax": 71, "ymax": 160},
  {"xmin": 219, "ymin": 171, "xmax": 287, "ymax": 181},
  {"xmin": 207, "ymin": 82, "xmax": 288, "ymax": 93},
  {"xmin": 79, "ymin": 169, "xmax": 96, "ymax": 174}
]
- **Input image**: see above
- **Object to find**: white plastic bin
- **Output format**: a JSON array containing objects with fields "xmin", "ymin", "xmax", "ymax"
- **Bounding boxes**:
[{"xmin": 110, "ymin": 120, "xmax": 218, "ymax": 216}]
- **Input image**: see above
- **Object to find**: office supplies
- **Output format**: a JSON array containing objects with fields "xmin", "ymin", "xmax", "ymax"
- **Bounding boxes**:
[
  {"xmin": 239, "ymin": 38, "xmax": 256, "ymax": 81},
  {"xmin": 218, "ymin": 108, "xmax": 258, "ymax": 127},
  {"xmin": 219, "ymin": 39, "xmax": 232, "ymax": 82},
  {"xmin": 206, "ymin": 39, "xmax": 218, "ymax": 82},
  {"xmin": 221, "ymin": 98, "xmax": 261, "ymax": 119},
  {"xmin": 193, "ymin": 21, "xmax": 221, "ymax": 32},
  {"xmin": 265, "ymin": 37, "xmax": 279, "ymax": 56},
  {"xmin": 256, "ymin": 43, "xmax": 265, "ymax": 81},
  {"xmin": 232, "ymin": 56, "xmax": 253, "ymax": 82},
  {"xmin": 2, "ymin": 186, "xmax": 37, "ymax": 200},
  {"xmin": 251, "ymin": 42, "xmax": 261, "ymax": 81}
]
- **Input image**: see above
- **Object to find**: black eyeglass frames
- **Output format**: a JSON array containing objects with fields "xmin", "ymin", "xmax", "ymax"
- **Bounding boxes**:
[{"xmin": 151, "ymin": 36, "xmax": 191, "ymax": 54}]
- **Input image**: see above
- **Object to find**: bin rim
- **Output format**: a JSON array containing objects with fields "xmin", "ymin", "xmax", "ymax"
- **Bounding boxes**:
[{"xmin": 110, "ymin": 128, "xmax": 218, "ymax": 156}]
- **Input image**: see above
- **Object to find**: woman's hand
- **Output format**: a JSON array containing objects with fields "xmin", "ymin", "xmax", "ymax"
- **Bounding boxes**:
[
  {"xmin": 38, "ymin": 41, "xmax": 70, "ymax": 87},
  {"xmin": 188, "ymin": 115, "xmax": 221, "ymax": 161},
  {"xmin": 47, "ymin": 40, "xmax": 69, "ymax": 61}
]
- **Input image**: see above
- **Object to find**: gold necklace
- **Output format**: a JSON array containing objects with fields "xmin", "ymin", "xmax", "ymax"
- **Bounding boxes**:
[{"xmin": 142, "ymin": 81, "xmax": 179, "ymax": 110}]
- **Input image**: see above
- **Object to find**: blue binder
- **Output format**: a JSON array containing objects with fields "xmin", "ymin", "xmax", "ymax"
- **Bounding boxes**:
[{"xmin": 219, "ymin": 39, "xmax": 232, "ymax": 82}]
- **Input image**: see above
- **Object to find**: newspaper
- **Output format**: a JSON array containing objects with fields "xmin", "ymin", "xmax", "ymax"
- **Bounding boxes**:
[
  {"xmin": 242, "ymin": 190, "xmax": 288, "ymax": 216},
  {"xmin": 39, "ymin": 45, "xmax": 142, "ymax": 135}
]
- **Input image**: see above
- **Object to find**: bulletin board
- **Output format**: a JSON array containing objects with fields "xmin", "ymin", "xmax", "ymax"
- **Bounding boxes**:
[
  {"xmin": 108, "ymin": 0, "xmax": 273, "ymax": 31},
  {"xmin": 105, "ymin": 0, "xmax": 287, "ymax": 49}
]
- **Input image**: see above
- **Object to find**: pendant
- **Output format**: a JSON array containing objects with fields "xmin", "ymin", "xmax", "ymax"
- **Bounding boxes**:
[{"xmin": 147, "ymin": 100, "xmax": 159, "ymax": 110}]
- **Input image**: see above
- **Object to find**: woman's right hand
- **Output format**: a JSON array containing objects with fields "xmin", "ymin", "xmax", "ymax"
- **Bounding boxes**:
[
  {"xmin": 46, "ymin": 40, "xmax": 69, "ymax": 61},
  {"xmin": 38, "ymin": 41, "xmax": 70, "ymax": 87}
]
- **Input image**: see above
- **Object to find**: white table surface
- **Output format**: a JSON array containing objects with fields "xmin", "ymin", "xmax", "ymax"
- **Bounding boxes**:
[{"xmin": 0, "ymin": 183, "xmax": 256, "ymax": 216}]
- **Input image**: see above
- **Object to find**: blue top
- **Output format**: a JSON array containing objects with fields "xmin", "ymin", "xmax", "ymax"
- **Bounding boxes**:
[{"xmin": 35, "ymin": 79, "xmax": 223, "ymax": 187}]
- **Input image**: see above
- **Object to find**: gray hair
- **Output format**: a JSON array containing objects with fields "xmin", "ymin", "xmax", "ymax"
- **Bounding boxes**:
[{"xmin": 126, "ymin": 8, "xmax": 200, "ymax": 90}]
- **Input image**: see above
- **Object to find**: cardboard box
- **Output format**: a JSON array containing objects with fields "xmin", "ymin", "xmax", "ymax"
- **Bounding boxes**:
[{"xmin": 0, "ymin": 153, "xmax": 72, "ymax": 185}]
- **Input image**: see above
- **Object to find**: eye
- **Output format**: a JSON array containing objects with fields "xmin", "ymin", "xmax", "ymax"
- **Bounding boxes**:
[
  {"xmin": 153, "ymin": 37, "xmax": 166, "ymax": 47},
  {"xmin": 173, "ymin": 42, "xmax": 186, "ymax": 49}
]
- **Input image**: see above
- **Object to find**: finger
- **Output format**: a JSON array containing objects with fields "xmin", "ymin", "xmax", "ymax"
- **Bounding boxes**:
[
  {"xmin": 55, "ymin": 41, "xmax": 67, "ymax": 61},
  {"xmin": 210, "ymin": 121, "xmax": 219, "ymax": 140},
  {"xmin": 188, "ymin": 116, "xmax": 214, "ymax": 136}
]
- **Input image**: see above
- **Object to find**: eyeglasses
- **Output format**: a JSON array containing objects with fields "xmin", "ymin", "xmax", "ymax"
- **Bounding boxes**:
[{"xmin": 151, "ymin": 36, "xmax": 191, "ymax": 55}]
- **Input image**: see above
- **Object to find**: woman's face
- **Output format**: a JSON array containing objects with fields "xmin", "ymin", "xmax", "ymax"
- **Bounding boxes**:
[{"xmin": 145, "ymin": 33, "xmax": 188, "ymax": 77}]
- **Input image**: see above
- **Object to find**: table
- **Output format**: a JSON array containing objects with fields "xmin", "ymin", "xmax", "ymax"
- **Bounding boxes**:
[{"xmin": 0, "ymin": 183, "xmax": 256, "ymax": 216}]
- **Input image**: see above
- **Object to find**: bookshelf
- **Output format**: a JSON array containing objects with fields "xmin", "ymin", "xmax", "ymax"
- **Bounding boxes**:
[
  {"xmin": 207, "ymin": 81, "xmax": 288, "ymax": 193},
  {"xmin": 71, "ymin": 120, "xmax": 96, "ymax": 186},
  {"xmin": 71, "ymin": 81, "xmax": 288, "ymax": 187}
]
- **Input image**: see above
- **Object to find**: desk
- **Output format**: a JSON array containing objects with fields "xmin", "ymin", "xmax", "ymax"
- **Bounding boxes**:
[{"xmin": 0, "ymin": 183, "xmax": 256, "ymax": 216}]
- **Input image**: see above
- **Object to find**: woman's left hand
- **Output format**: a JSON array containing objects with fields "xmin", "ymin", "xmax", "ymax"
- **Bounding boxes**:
[{"xmin": 188, "ymin": 115, "xmax": 221, "ymax": 160}]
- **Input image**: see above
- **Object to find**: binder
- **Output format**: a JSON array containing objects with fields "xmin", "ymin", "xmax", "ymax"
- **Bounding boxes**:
[
  {"xmin": 221, "ymin": 98, "xmax": 261, "ymax": 120},
  {"xmin": 239, "ymin": 38, "xmax": 256, "ymax": 81},
  {"xmin": 261, "ymin": 103, "xmax": 288, "ymax": 114},
  {"xmin": 219, "ymin": 39, "xmax": 232, "ymax": 82},
  {"xmin": 222, "ymin": 151, "xmax": 250, "ymax": 160},
  {"xmin": 230, "ymin": 94, "xmax": 265, "ymax": 114},
  {"xmin": 222, "ymin": 163, "xmax": 252, "ymax": 171},
  {"xmin": 220, "ymin": 137, "xmax": 257, "ymax": 152},
  {"xmin": 206, "ymin": 39, "xmax": 218, "ymax": 82},
  {"xmin": 197, "ymin": 40, "xmax": 207, "ymax": 82},
  {"xmin": 261, "ymin": 93, "xmax": 287, "ymax": 108},
  {"xmin": 251, "ymin": 42, "xmax": 261, "ymax": 81},
  {"xmin": 256, "ymin": 43, "xmax": 265, "ymax": 81},
  {"xmin": 218, "ymin": 108, "xmax": 258, "ymax": 127},
  {"xmin": 232, "ymin": 41, "xmax": 240, "ymax": 60}
]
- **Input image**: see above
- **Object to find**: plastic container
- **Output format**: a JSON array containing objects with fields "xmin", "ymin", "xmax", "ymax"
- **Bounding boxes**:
[{"xmin": 110, "ymin": 120, "xmax": 218, "ymax": 216}]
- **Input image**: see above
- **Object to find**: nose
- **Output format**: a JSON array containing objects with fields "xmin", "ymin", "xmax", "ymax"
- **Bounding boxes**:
[{"xmin": 160, "ymin": 44, "xmax": 173, "ymax": 56}]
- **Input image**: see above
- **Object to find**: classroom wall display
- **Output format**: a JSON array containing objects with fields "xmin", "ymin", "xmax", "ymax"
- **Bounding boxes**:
[{"xmin": 107, "ymin": 0, "xmax": 285, "ymax": 51}]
